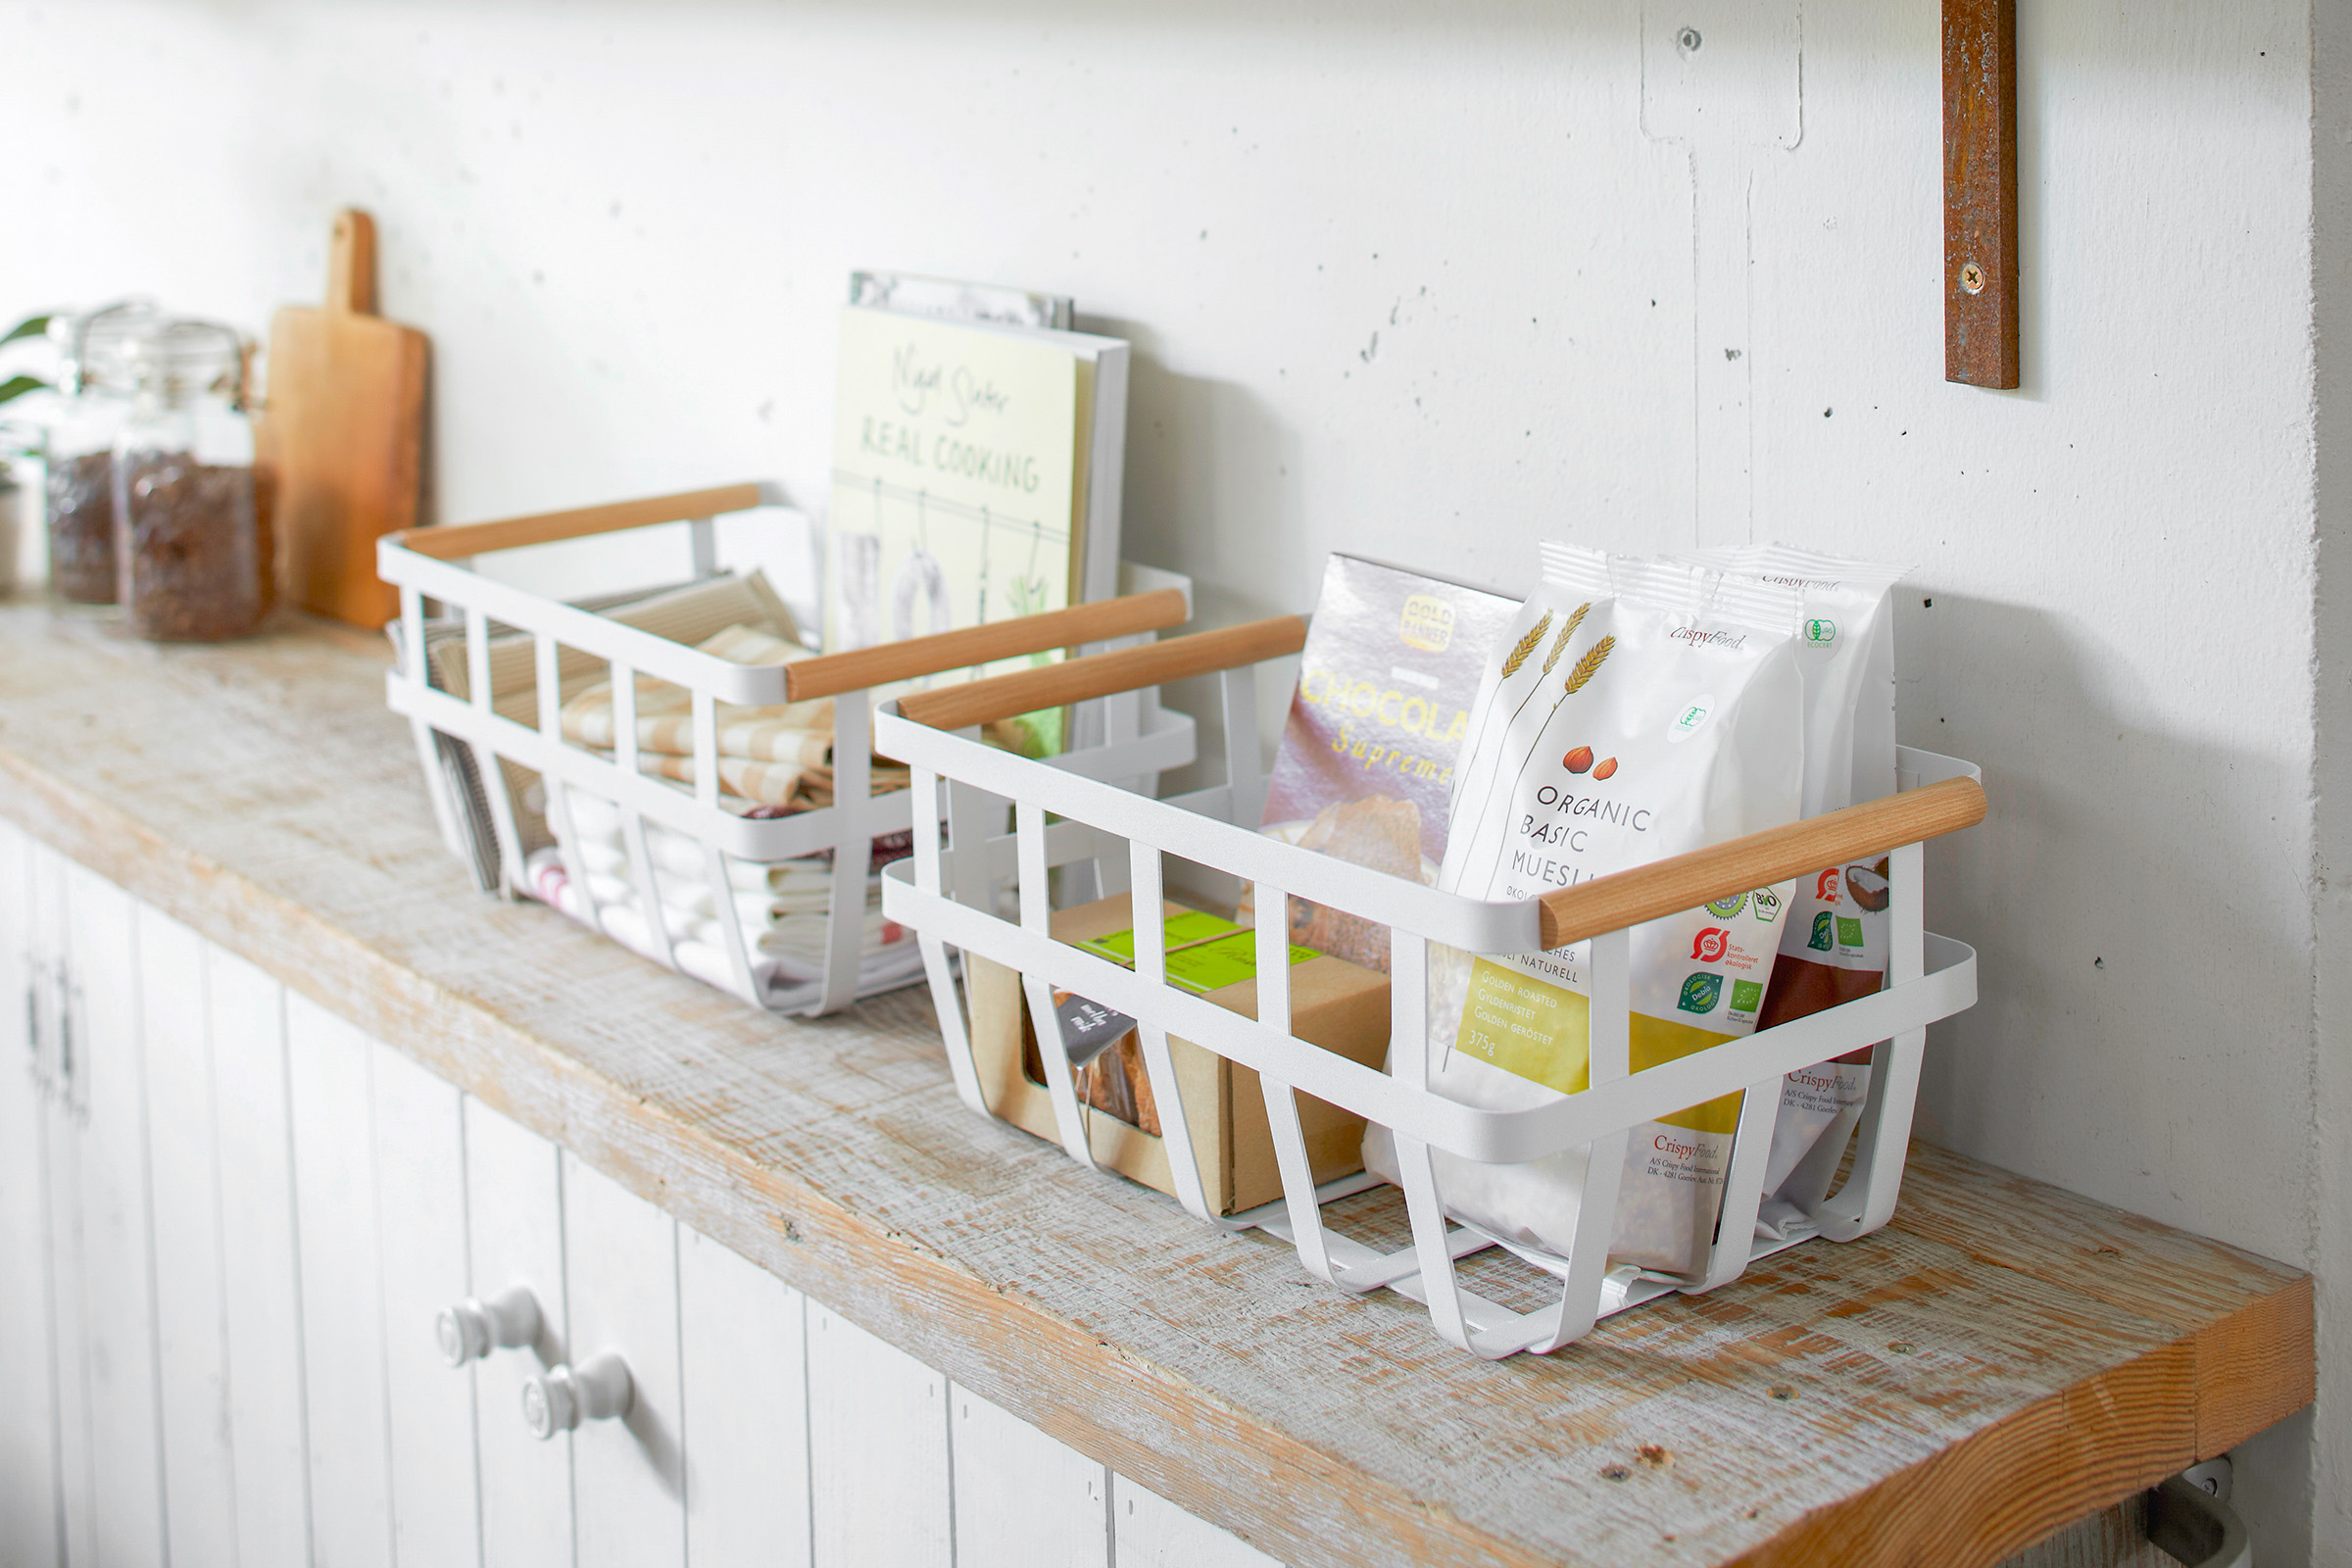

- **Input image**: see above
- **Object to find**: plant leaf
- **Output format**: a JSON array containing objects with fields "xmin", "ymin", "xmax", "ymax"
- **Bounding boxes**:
[
  {"xmin": 0, "ymin": 316, "xmax": 51, "ymax": 349},
  {"xmin": 0, "ymin": 373, "xmax": 50, "ymax": 406}
]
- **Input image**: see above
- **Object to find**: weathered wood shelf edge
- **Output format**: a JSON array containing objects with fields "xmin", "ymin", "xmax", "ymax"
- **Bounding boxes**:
[{"xmin": 0, "ymin": 606, "xmax": 2315, "ymax": 1568}]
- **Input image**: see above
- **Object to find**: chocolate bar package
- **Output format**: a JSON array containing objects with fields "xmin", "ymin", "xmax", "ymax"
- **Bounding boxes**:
[{"xmin": 1250, "ymin": 555, "xmax": 1519, "ymax": 971}]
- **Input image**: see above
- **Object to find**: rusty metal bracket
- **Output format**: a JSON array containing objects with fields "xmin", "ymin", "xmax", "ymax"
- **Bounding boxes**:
[{"xmin": 1943, "ymin": 0, "xmax": 2020, "ymax": 387}]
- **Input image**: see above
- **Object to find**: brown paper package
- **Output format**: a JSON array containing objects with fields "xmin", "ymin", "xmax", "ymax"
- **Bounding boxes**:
[{"xmin": 964, "ymin": 894, "xmax": 1392, "ymax": 1215}]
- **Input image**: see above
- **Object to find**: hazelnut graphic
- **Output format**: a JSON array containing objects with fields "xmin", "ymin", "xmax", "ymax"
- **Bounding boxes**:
[
  {"xmin": 1564, "ymin": 746, "xmax": 1594, "ymax": 773},
  {"xmin": 1592, "ymin": 757, "xmax": 1619, "ymax": 780}
]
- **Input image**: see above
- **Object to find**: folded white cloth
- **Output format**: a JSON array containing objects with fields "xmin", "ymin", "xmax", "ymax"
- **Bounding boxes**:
[
  {"xmin": 571, "ymin": 840, "xmax": 859, "ymax": 912},
  {"xmin": 524, "ymin": 852, "xmax": 747, "ymax": 991},
  {"xmin": 523, "ymin": 848, "xmax": 920, "ymax": 1000},
  {"xmin": 560, "ymin": 792, "xmax": 897, "ymax": 894},
  {"xmin": 577, "ymin": 866, "xmax": 814, "ymax": 930}
]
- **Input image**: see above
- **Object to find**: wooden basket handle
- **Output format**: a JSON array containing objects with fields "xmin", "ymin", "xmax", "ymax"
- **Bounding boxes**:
[
  {"xmin": 784, "ymin": 589, "xmax": 1192, "ymax": 700},
  {"xmin": 897, "ymin": 615, "xmax": 1306, "ymax": 730},
  {"xmin": 390, "ymin": 482, "xmax": 770, "ymax": 561},
  {"xmin": 1537, "ymin": 775, "xmax": 1987, "ymax": 950}
]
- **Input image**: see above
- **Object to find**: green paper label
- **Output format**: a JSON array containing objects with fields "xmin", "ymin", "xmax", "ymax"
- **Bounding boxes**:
[{"xmin": 1075, "ymin": 912, "xmax": 1315, "ymax": 995}]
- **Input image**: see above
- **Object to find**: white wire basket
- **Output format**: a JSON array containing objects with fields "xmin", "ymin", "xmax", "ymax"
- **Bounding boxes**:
[
  {"xmin": 378, "ymin": 482, "xmax": 1197, "ymax": 1016},
  {"xmin": 875, "ymin": 615, "xmax": 1987, "ymax": 1357}
]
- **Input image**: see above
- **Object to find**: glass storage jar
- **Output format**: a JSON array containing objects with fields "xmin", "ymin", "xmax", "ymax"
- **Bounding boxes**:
[
  {"xmin": 43, "ymin": 301, "xmax": 156, "ymax": 603},
  {"xmin": 112, "ymin": 318, "xmax": 274, "ymax": 641}
]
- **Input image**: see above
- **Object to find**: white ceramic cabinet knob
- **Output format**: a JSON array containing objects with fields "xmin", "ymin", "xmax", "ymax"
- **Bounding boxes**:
[
  {"xmin": 435, "ymin": 1285, "xmax": 542, "ymax": 1368},
  {"xmin": 521, "ymin": 1350, "xmax": 633, "ymax": 1441}
]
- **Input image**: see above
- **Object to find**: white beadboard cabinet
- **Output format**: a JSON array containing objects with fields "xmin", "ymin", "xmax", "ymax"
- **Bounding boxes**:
[
  {"xmin": 62, "ymin": 857, "xmax": 168, "ymax": 1568},
  {"xmin": 0, "ymin": 823, "xmax": 60, "ymax": 1568},
  {"xmin": 0, "ymin": 828, "xmax": 1278, "ymax": 1568},
  {"xmin": 465, "ymin": 1095, "xmax": 573, "ymax": 1568},
  {"xmin": 138, "ymin": 902, "xmax": 240, "ymax": 1568}
]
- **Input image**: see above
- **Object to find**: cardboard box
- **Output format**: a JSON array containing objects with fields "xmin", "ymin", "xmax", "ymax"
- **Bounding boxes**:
[{"xmin": 965, "ymin": 894, "xmax": 1391, "ymax": 1215}]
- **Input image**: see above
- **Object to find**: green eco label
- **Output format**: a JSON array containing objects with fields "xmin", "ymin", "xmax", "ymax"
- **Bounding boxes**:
[
  {"xmin": 1750, "ymin": 888, "xmax": 1783, "ymax": 923},
  {"xmin": 1678, "ymin": 972, "xmax": 1724, "ymax": 1014},
  {"xmin": 1809, "ymin": 911, "xmax": 1836, "ymax": 952},
  {"xmin": 1729, "ymin": 979, "xmax": 1764, "ymax": 1014},
  {"xmin": 1075, "ymin": 913, "xmax": 1314, "ymax": 995},
  {"xmin": 1804, "ymin": 617, "xmax": 1838, "ymax": 645},
  {"xmin": 1705, "ymin": 892, "xmax": 1748, "ymax": 919},
  {"xmin": 1078, "ymin": 909, "xmax": 1233, "ymax": 963},
  {"xmin": 1836, "ymin": 915, "xmax": 1866, "ymax": 949}
]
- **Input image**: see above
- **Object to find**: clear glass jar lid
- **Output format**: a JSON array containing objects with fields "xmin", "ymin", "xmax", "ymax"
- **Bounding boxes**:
[
  {"xmin": 46, "ymin": 299, "xmax": 161, "ymax": 396},
  {"xmin": 122, "ymin": 318, "xmax": 245, "ymax": 407}
]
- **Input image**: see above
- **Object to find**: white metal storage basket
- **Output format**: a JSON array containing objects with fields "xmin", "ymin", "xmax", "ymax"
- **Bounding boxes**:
[
  {"xmin": 378, "ymin": 483, "xmax": 1198, "ymax": 1016},
  {"xmin": 877, "ymin": 616, "xmax": 1986, "ymax": 1357}
]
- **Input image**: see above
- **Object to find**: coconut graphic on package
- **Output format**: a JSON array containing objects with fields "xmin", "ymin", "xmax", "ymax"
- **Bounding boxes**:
[{"xmin": 1843, "ymin": 859, "xmax": 1891, "ymax": 912}]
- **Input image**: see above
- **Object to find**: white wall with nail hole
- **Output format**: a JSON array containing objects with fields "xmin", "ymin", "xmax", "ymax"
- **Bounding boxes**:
[{"xmin": 0, "ymin": 0, "xmax": 2338, "ymax": 1559}]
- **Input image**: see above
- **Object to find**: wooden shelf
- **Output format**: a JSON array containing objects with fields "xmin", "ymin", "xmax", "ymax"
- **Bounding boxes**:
[{"xmin": 0, "ymin": 600, "xmax": 2312, "ymax": 1568}]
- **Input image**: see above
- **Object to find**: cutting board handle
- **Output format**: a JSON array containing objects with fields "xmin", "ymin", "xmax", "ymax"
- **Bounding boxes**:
[{"xmin": 329, "ymin": 209, "xmax": 377, "ymax": 318}]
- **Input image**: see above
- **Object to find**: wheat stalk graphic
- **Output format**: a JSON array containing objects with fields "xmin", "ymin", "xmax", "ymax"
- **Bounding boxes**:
[
  {"xmin": 1453, "ymin": 610, "xmax": 1614, "ymax": 884},
  {"xmin": 1457, "ymin": 610, "xmax": 1559, "ymax": 803},
  {"xmin": 1456, "ymin": 601, "xmax": 1599, "ymax": 851},
  {"xmin": 1540, "ymin": 602, "xmax": 1590, "ymax": 677},
  {"xmin": 1562, "ymin": 635, "xmax": 1615, "ymax": 695},
  {"xmin": 1458, "ymin": 603, "xmax": 1583, "ymax": 816},
  {"xmin": 1499, "ymin": 612, "xmax": 1551, "ymax": 679}
]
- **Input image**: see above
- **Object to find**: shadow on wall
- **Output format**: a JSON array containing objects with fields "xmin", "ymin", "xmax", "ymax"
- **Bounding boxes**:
[
  {"xmin": 1906, "ymin": 592, "xmax": 2312, "ymax": 1230},
  {"xmin": 1089, "ymin": 315, "xmax": 1304, "ymax": 805}
]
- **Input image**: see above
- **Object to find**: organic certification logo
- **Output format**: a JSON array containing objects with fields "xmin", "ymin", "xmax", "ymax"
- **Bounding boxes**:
[
  {"xmin": 1804, "ymin": 617, "xmax": 1838, "ymax": 645},
  {"xmin": 1678, "ymin": 973, "xmax": 1724, "ymax": 1014},
  {"xmin": 1809, "ymin": 911, "xmax": 1836, "ymax": 952},
  {"xmin": 1705, "ymin": 892, "xmax": 1748, "ymax": 919}
]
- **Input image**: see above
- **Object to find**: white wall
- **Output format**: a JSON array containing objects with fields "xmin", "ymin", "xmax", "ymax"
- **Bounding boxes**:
[{"xmin": 0, "ymin": 1, "xmax": 2337, "ymax": 1558}]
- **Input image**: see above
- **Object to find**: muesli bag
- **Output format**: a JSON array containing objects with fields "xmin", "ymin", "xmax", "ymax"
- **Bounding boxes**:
[
  {"xmin": 1366, "ymin": 544, "xmax": 1805, "ymax": 1279},
  {"xmin": 1686, "ymin": 545, "xmax": 1908, "ymax": 1238}
]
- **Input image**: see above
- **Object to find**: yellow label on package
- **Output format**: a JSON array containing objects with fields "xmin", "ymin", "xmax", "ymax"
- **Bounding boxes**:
[
  {"xmin": 1076, "ymin": 913, "xmax": 1317, "ymax": 995},
  {"xmin": 1454, "ymin": 957, "xmax": 1744, "ymax": 1134},
  {"xmin": 1455, "ymin": 958, "xmax": 1593, "ymax": 1093}
]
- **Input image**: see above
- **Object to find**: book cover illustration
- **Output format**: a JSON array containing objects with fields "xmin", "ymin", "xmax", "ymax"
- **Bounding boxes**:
[
  {"xmin": 826, "ymin": 305, "xmax": 1082, "ymax": 754},
  {"xmin": 1255, "ymin": 555, "xmax": 1520, "ymax": 971}
]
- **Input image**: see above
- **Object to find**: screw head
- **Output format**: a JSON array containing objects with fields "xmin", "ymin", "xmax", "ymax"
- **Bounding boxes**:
[
  {"xmin": 1677, "ymin": 25, "xmax": 1703, "ymax": 53},
  {"xmin": 1959, "ymin": 261, "xmax": 1987, "ymax": 295}
]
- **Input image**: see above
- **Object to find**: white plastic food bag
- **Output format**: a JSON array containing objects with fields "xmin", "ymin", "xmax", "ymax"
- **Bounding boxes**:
[
  {"xmin": 1686, "ymin": 545, "xmax": 1908, "ymax": 1238},
  {"xmin": 1366, "ymin": 544, "xmax": 1805, "ymax": 1279}
]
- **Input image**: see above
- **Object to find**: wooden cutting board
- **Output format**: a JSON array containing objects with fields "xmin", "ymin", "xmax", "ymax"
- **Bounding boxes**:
[{"xmin": 261, "ymin": 209, "xmax": 428, "ymax": 628}]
